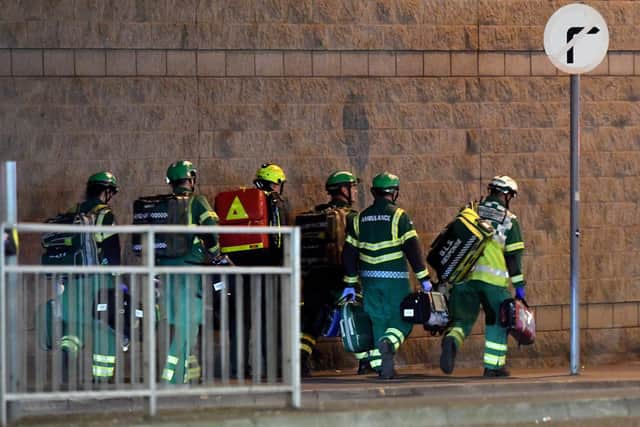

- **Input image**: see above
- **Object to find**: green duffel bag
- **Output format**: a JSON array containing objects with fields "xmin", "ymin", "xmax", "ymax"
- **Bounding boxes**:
[{"xmin": 340, "ymin": 301, "xmax": 373, "ymax": 353}]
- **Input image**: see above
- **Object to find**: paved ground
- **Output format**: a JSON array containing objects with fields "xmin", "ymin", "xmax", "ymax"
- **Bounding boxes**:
[{"xmin": 13, "ymin": 362, "xmax": 640, "ymax": 426}]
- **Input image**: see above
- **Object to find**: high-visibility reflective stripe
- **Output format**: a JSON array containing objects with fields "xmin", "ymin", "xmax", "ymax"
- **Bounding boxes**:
[
  {"xmin": 199, "ymin": 210, "xmax": 218, "ymax": 223},
  {"xmin": 386, "ymin": 327, "xmax": 405, "ymax": 343},
  {"xmin": 483, "ymin": 354, "xmax": 506, "ymax": 367},
  {"xmin": 400, "ymin": 229, "xmax": 417, "ymax": 243},
  {"xmin": 511, "ymin": 275, "xmax": 524, "ymax": 284},
  {"xmin": 92, "ymin": 365, "xmax": 114, "ymax": 377},
  {"xmin": 359, "ymin": 251, "xmax": 404, "ymax": 265},
  {"xmin": 221, "ymin": 242, "xmax": 265, "ymax": 253},
  {"xmin": 187, "ymin": 367, "xmax": 201, "ymax": 380},
  {"xmin": 354, "ymin": 213, "xmax": 360, "ymax": 237},
  {"xmin": 207, "ymin": 244, "xmax": 220, "ymax": 254},
  {"xmin": 485, "ymin": 341, "xmax": 508, "ymax": 352},
  {"xmin": 369, "ymin": 349, "xmax": 381, "ymax": 357},
  {"xmin": 301, "ymin": 333, "xmax": 317, "ymax": 346},
  {"xmin": 354, "ymin": 352, "xmax": 368, "ymax": 360},
  {"xmin": 357, "ymin": 239, "xmax": 401, "ymax": 251},
  {"xmin": 505, "ymin": 242, "xmax": 525, "ymax": 252},
  {"xmin": 187, "ymin": 354, "xmax": 199, "ymax": 365},
  {"xmin": 93, "ymin": 354, "xmax": 116, "ymax": 364},
  {"xmin": 345, "ymin": 235, "xmax": 359, "ymax": 247},
  {"xmin": 343, "ymin": 275, "xmax": 359, "ymax": 284},
  {"xmin": 384, "ymin": 334, "xmax": 400, "ymax": 349},
  {"xmin": 300, "ymin": 343, "xmax": 313, "ymax": 355},
  {"xmin": 391, "ymin": 209, "xmax": 403, "ymax": 241},
  {"xmin": 167, "ymin": 355, "xmax": 179, "ymax": 365},
  {"xmin": 361, "ymin": 270, "xmax": 409, "ymax": 279},
  {"xmin": 415, "ymin": 269, "xmax": 429, "ymax": 280},
  {"xmin": 162, "ymin": 369, "xmax": 174, "ymax": 381},
  {"xmin": 448, "ymin": 327, "xmax": 465, "ymax": 346},
  {"xmin": 370, "ymin": 359, "xmax": 382, "ymax": 368},
  {"xmin": 61, "ymin": 334, "xmax": 82, "ymax": 347},
  {"xmin": 472, "ymin": 265, "xmax": 509, "ymax": 278}
]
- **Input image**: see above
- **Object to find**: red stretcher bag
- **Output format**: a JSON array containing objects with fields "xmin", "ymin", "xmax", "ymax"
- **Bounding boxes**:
[
  {"xmin": 500, "ymin": 298, "xmax": 536, "ymax": 346},
  {"xmin": 215, "ymin": 188, "xmax": 270, "ymax": 254}
]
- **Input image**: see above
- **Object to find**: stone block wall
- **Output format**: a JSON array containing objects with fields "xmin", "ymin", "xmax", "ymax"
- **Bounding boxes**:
[{"xmin": 1, "ymin": 0, "xmax": 640, "ymax": 367}]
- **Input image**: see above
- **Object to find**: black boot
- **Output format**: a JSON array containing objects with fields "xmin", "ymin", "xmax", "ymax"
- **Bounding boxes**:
[
  {"xmin": 483, "ymin": 367, "xmax": 510, "ymax": 377},
  {"xmin": 357, "ymin": 359, "xmax": 372, "ymax": 375},
  {"xmin": 440, "ymin": 336, "xmax": 457, "ymax": 375},
  {"xmin": 300, "ymin": 352, "xmax": 312, "ymax": 378},
  {"xmin": 378, "ymin": 340, "xmax": 395, "ymax": 380}
]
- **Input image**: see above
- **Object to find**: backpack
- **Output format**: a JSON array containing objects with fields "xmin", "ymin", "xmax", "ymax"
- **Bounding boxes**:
[
  {"xmin": 426, "ymin": 205, "xmax": 494, "ymax": 284},
  {"xmin": 132, "ymin": 194, "xmax": 192, "ymax": 258},
  {"xmin": 214, "ymin": 188, "xmax": 270, "ymax": 254},
  {"xmin": 295, "ymin": 205, "xmax": 350, "ymax": 272},
  {"xmin": 41, "ymin": 204, "xmax": 107, "ymax": 266}
]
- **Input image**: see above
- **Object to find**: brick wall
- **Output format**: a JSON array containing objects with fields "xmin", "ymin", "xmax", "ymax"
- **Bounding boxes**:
[{"xmin": 1, "ymin": 0, "xmax": 640, "ymax": 366}]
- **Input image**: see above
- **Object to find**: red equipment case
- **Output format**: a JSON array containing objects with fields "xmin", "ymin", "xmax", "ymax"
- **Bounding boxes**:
[{"xmin": 215, "ymin": 188, "xmax": 270, "ymax": 254}]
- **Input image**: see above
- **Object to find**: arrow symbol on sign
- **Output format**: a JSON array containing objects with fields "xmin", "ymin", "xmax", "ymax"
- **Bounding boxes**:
[
  {"xmin": 566, "ymin": 26, "xmax": 600, "ymax": 64},
  {"xmin": 549, "ymin": 18, "xmax": 601, "ymax": 65}
]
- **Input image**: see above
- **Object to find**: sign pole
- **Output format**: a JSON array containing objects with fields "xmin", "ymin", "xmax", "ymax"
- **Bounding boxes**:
[{"xmin": 569, "ymin": 75, "xmax": 580, "ymax": 375}]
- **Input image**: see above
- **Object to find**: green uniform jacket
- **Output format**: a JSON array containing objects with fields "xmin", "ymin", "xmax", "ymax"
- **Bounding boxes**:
[
  {"xmin": 342, "ymin": 198, "xmax": 429, "ymax": 284},
  {"xmin": 157, "ymin": 188, "xmax": 220, "ymax": 266},
  {"xmin": 469, "ymin": 195, "xmax": 526, "ymax": 288}
]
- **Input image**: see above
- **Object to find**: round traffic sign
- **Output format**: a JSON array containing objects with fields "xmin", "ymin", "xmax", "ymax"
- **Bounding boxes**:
[{"xmin": 543, "ymin": 3, "xmax": 609, "ymax": 74}]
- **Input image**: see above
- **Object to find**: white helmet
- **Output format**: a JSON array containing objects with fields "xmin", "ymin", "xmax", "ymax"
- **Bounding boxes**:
[{"xmin": 488, "ymin": 175, "xmax": 518, "ymax": 196}]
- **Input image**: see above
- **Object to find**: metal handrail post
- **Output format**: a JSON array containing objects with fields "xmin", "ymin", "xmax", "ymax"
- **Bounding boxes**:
[
  {"xmin": 146, "ymin": 230, "xmax": 157, "ymax": 416},
  {"xmin": 1, "ymin": 223, "xmax": 7, "ymax": 427},
  {"xmin": 290, "ymin": 227, "xmax": 301, "ymax": 408}
]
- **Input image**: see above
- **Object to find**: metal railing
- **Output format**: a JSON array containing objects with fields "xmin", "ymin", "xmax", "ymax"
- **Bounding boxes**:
[{"xmin": 0, "ymin": 223, "xmax": 301, "ymax": 426}]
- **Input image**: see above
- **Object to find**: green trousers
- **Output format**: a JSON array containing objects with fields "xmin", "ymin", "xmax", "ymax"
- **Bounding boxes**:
[
  {"xmin": 58, "ymin": 276, "xmax": 118, "ymax": 380},
  {"xmin": 160, "ymin": 274, "xmax": 203, "ymax": 384},
  {"xmin": 445, "ymin": 280, "xmax": 511, "ymax": 369},
  {"xmin": 362, "ymin": 279, "xmax": 413, "ymax": 372}
]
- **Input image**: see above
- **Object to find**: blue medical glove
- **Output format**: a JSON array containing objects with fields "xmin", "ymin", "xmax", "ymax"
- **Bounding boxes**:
[
  {"xmin": 340, "ymin": 287, "xmax": 356, "ymax": 302},
  {"xmin": 515, "ymin": 287, "xmax": 526, "ymax": 300},
  {"xmin": 421, "ymin": 279, "xmax": 433, "ymax": 292}
]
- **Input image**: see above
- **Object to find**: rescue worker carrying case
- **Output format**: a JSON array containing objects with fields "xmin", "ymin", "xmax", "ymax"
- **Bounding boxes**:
[
  {"xmin": 214, "ymin": 188, "xmax": 270, "ymax": 254},
  {"xmin": 427, "ymin": 207, "xmax": 494, "ymax": 284},
  {"xmin": 340, "ymin": 301, "xmax": 373, "ymax": 353},
  {"xmin": 400, "ymin": 291, "xmax": 450, "ymax": 333}
]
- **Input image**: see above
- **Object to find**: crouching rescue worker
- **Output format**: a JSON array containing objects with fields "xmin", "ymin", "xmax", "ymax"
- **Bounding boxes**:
[
  {"xmin": 342, "ymin": 172, "xmax": 432, "ymax": 379},
  {"xmin": 440, "ymin": 175, "xmax": 526, "ymax": 377}
]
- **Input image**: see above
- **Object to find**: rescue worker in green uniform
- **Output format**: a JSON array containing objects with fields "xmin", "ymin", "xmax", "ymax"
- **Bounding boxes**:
[
  {"xmin": 227, "ymin": 162, "xmax": 289, "ymax": 377},
  {"xmin": 440, "ymin": 175, "xmax": 526, "ymax": 378},
  {"xmin": 342, "ymin": 172, "xmax": 432, "ymax": 379},
  {"xmin": 58, "ymin": 171, "xmax": 122, "ymax": 381},
  {"xmin": 300, "ymin": 171, "xmax": 366, "ymax": 377},
  {"xmin": 159, "ymin": 160, "xmax": 220, "ymax": 384}
]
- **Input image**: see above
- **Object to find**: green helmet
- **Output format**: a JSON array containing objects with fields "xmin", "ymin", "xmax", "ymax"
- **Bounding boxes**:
[
  {"xmin": 166, "ymin": 160, "xmax": 197, "ymax": 184},
  {"xmin": 326, "ymin": 171, "xmax": 358, "ymax": 191},
  {"xmin": 371, "ymin": 172, "xmax": 400, "ymax": 193},
  {"xmin": 87, "ymin": 171, "xmax": 119, "ymax": 193},
  {"xmin": 255, "ymin": 163, "xmax": 286, "ymax": 185}
]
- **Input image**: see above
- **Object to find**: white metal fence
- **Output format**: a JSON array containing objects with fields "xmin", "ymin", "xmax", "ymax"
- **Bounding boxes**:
[{"xmin": 0, "ymin": 223, "xmax": 301, "ymax": 426}]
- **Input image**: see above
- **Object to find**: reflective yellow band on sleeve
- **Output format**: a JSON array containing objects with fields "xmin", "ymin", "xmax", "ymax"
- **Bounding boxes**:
[
  {"xmin": 391, "ymin": 209, "xmax": 404, "ymax": 241},
  {"xmin": 400, "ymin": 229, "xmax": 418, "ymax": 243},
  {"xmin": 511, "ymin": 274, "xmax": 524, "ymax": 284},
  {"xmin": 199, "ymin": 211, "xmax": 218, "ymax": 224},
  {"xmin": 343, "ymin": 275, "xmax": 359, "ymax": 284},
  {"xmin": 415, "ymin": 269, "xmax": 429, "ymax": 280},
  {"xmin": 505, "ymin": 242, "xmax": 525, "ymax": 252},
  {"xmin": 208, "ymin": 244, "xmax": 220, "ymax": 254},
  {"xmin": 345, "ymin": 234, "xmax": 359, "ymax": 247}
]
